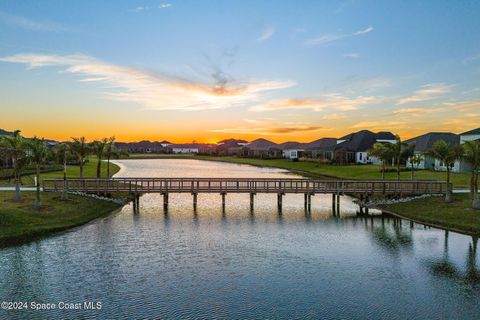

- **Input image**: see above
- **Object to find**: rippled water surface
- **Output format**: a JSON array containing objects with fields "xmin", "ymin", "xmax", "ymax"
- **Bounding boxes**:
[{"xmin": 1, "ymin": 159, "xmax": 479, "ymax": 319}]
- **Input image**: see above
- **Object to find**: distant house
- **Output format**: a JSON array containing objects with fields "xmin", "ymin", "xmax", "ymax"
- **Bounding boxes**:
[
  {"xmin": 303, "ymin": 138, "xmax": 337, "ymax": 160},
  {"xmin": 333, "ymin": 130, "xmax": 396, "ymax": 164},
  {"xmin": 116, "ymin": 140, "xmax": 170, "ymax": 153},
  {"xmin": 159, "ymin": 140, "xmax": 171, "ymax": 148},
  {"xmin": 278, "ymin": 141, "xmax": 305, "ymax": 159},
  {"xmin": 244, "ymin": 138, "xmax": 282, "ymax": 158},
  {"xmin": 216, "ymin": 139, "xmax": 248, "ymax": 156},
  {"xmin": 460, "ymin": 128, "xmax": 480, "ymax": 144},
  {"xmin": 405, "ymin": 132, "xmax": 460, "ymax": 171},
  {"xmin": 170, "ymin": 144, "xmax": 200, "ymax": 154}
]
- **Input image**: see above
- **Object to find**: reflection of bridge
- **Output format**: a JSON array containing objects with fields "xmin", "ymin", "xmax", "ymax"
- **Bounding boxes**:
[{"xmin": 43, "ymin": 178, "xmax": 449, "ymax": 212}]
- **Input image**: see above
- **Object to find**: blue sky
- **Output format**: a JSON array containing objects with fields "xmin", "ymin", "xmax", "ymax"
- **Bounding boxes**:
[{"xmin": 0, "ymin": 0, "xmax": 479, "ymax": 142}]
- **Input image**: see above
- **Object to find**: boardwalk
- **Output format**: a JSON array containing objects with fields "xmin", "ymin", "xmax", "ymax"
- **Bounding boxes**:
[{"xmin": 43, "ymin": 178, "xmax": 449, "ymax": 212}]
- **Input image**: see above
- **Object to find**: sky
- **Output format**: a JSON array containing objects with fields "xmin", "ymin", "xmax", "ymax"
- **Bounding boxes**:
[{"xmin": 0, "ymin": 0, "xmax": 479, "ymax": 143}]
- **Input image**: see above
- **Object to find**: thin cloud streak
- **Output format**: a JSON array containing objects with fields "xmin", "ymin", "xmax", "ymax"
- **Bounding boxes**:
[
  {"xmin": 251, "ymin": 94, "xmax": 381, "ymax": 112},
  {"xmin": 306, "ymin": 26, "xmax": 373, "ymax": 46},
  {"xmin": 397, "ymin": 83, "xmax": 452, "ymax": 105},
  {"xmin": 258, "ymin": 26, "xmax": 275, "ymax": 42},
  {"xmin": 0, "ymin": 53, "xmax": 295, "ymax": 111},
  {"xmin": 0, "ymin": 11, "xmax": 67, "ymax": 32}
]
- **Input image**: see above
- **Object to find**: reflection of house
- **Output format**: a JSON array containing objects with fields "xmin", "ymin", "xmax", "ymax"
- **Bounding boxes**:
[
  {"xmin": 244, "ymin": 138, "xmax": 282, "ymax": 158},
  {"xmin": 333, "ymin": 130, "xmax": 396, "ymax": 164},
  {"xmin": 405, "ymin": 132, "xmax": 459, "ymax": 171},
  {"xmin": 303, "ymin": 138, "xmax": 337, "ymax": 160},
  {"xmin": 279, "ymin": 142, "xmax": 305, "ymax": 159}
]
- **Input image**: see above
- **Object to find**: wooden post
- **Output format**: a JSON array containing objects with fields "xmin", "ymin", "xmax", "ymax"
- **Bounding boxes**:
[
  {"xmin": 162, "ymin": 192, "xmax": 169, "ymax": 211},
  {"xmin": 304, "ymin": 193, "xmax": 308, "ymax": 210},
  {"xmin": 192, "ymin": 192, "xmax": 198, "ymax": 211},
  {"xmin": 221, "ymin": 192, "xmax": 226, "ymax": 212},
  {"xmin": 332, "ymin": 193, "xmax": 336, "ymax": 211},
  {"xmin": 250, "ymin": 193, "xmax": 255, "ymax": 212},
  {"xmin": 277, "ymin": 193, "xmax": 283, "ymax": 212},
  {"xmin": 336, "ymin": 194, "xmax": 340, "ymax": 213}
]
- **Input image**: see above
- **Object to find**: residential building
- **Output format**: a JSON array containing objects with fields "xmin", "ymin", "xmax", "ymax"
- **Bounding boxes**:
[
  {"xmin": 303, "ymin": 138, "xmax": 337, "ymax": 160},
  {"xmin": 278, "ymin": 141, "xmax": 305, "ymax": 159},
  {"xmin": 244, "ymin": 138, "xmax": 282, "ymax": 158}
]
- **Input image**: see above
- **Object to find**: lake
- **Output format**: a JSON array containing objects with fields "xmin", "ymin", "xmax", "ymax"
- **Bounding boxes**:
[{"xmin": 0, "ymin": 159, "xmax": 479, "ymax": 319}]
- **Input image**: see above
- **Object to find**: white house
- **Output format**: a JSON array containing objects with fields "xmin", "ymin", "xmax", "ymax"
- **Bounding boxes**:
[{"xmin": 170, "ymin": 144, "xmax": 199, "ymax": 154}]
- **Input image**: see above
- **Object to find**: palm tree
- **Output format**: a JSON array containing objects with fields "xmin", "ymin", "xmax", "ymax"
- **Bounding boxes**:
[
  {"xmin": 27, "ymin": 137, "xmax": 48, "ymax": 209},
  {"xmin": 105, "ymin": 136, "xmax": 116, "ymax": 178},
  {"xmin": 0, "ymin": 130, "xmax": 27, "ymax": 201},
  {"xmin": 368, "ymin": 143, "xmax": 393, "ymax": 180},
  {"xmin": 463, "ymin": 140, "xmax": 480, "ymax": 209},
  {"xmin": 409, "ymin": 153, "xmax": 423, "ymax": 180},
  {"xmin": 384, "ymin": 135, "xmax": 409, "ymax": 180},
  {"xmin": 425, "ymin": 140, "xmax": 464, "ymax": 203},
  {"xmin": 53, "ymin": 143, "xmax": 69, "ymax": 200},
  {"xmin": 91, "ymin": 138, "xmax": 108, "ymax": 178},
  {"xmin": 68, "ymin": 137, "xmax": 89, "ymax": 178}
]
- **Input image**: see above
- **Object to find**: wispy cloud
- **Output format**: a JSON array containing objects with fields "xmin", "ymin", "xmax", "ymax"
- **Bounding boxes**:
[
  {"xmin": 0, "ymin": 53, "xmax": 295, "ymax": 111},
  {"xmin": 130, "ymin": 4, "xmax": 172, "ymax": 12},
  {"xmin": 396, "ymin": 83, "xmax": 452, "ymax": 105},
  {"xmin": 130, "ymin": 6, "xmax": 147, "ymax": 12},
  {"xmin": 251, "ymin": 94, "xmax": 380, "ymax": 112},
  {"xmin": 0, "ymin": 11, "xmax": 67, "ymax": 32},
  {"xmin": 159, "ymin": 3, "xmax": 173, "ymax": 9},
  {"xmin": 342, "ymin": 53, "xmax": 360, "ymax": 59},
  {"xmin": 258, "ymin": 26, "xmax": 275, "ymax": 42},
  {"xmin": 210, "ymin": 120, "xmax": 325, "ymax": 135},
  {"xmin": 306, "ymin": 26, "xmax": 373, "ymax": 46},
  {"xmin": 321, "ymin": 113, "xmax": 346, "ymax": 120},
  {"xmin": 352, "ymin": 120, "xmax": 406, "ymax": 129}
]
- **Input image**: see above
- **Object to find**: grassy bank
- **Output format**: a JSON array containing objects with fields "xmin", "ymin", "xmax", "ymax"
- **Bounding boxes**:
[
  {"xmin": 0, "ymin": 157, "xmax": 120, "ymax": 187},
  {"xmin": 0, "ymin": 191, "xmax": 123, "ymax": 247},
  {"xmin": 127, "ymin": 154, "xmax": 470, "ymax": 189},
  {"xmin": 380, "ymin": 194, "xmax": 480, "ymax": 235}
]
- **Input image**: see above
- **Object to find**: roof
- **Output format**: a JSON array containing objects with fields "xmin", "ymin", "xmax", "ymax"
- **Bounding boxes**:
[
  {"xmin": 376, "ymin": 131, "xmax": 396, "ymax": 140},
  {"xmin": 246, "ymin": 138, "xmax": 279, "ymax": 150},
  {"xmin": 278, "ymin": 141, "xmax": 304, "ymax": 150},
  {"xmin": 303, "ymin": 138, "xmax": 337, "ymax": 150},
  {"xmin": 218, "ymin": 138, "xmax": 248, "ymax": 144},
  {"xmin": 405, "ymin": 132, "xmax": 459, "ymax": 151},
  {"xmin": 171, "ymin": 144, "xmax": 201, "ymax": 149},
  {"xmin": 334, "ymin": 130, "xmax": 379, "ymax": 152},
  {"xmin": 460, "ymin": 128, "xmax": 480, "ymax": 136},
  {"xmin": 159, "ymin": 140, "xmax": 171, "ymax": 144}
]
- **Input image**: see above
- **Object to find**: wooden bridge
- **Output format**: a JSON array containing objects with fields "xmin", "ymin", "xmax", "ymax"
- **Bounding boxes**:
[{"xmin": 43, "ymin": 178, "xmax": 449, "ymax": 212}]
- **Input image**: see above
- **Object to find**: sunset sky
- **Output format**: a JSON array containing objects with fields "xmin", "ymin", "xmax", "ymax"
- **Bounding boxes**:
[{"xmin": 1, "ymin": 1, "xmax": 479, "ymax": 143}]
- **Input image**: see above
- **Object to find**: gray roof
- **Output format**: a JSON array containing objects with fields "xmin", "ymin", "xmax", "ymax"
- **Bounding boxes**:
[
  {"xmin": 278, "ymin": 141, "xmax": 304, "ymax": 150},
  {"xmin": 246, "ymin": 138, "xmax": 279, "ymax": 150},
  {"xmin": 304, "ymin": 138, "xmax": 337, "ymax": 150},
  {"xmin": 375, "ymin": 131, "xmax": 396, "ymax": 140},
  {"xmin": 460, "ymin": 128, "xmax": 480, "ymax": 136},
  {"xmin": 405, "ymin": 132, "xmax": 459, "ymax": 152},
  {"xmin": 335, "ymin": 130, "xmax": 396, "ymax": 152}
]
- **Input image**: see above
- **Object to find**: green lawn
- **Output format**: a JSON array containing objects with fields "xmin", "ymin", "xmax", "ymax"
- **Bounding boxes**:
[
  {"xmin": 0, "ymin": 157, "xmax": 120, "ymax": 187},
  {"xmin": 183, "ymin": 155, "xmax": 470, "ymax": 189},
  {"xmin": 0, "ymin": 191, "xmax": 123, "ymax": 247},
  {"xmin": 381, "ymin": 194, "xmax": 480, "ymax": 235}
]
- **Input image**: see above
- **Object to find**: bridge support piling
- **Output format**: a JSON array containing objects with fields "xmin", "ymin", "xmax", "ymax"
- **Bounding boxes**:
[
  {"xmin": 192, "ymin": 193, "xmax": 198, "ymax": 211},
  {"xmin": 304, "ymin": 193, "xmax": 308, "ymax": 210},
  {"xmin": 277, "ymin": 193, "xmax": 284, "ymax": 212},
  {"xmin": 221, "ymin": 192, "xmax": 226, "ymax": 212},
  {"xmin": 332, "ymin": 193, "xmax": 336, "ymax": 213},
  {"xmin": 162, "ymin": 193, "xmax": 169, "ymax": 211},
  {"xmin": 250, "ymin": 193, "xmax": 255, "ymax": 212},
  {"xmin": 336, "ymin": 194, "xmax": 340, "ymax": 213}
]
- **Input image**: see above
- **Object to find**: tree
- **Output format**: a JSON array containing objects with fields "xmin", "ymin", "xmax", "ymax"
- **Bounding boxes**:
[
  {"xmin": 91, "ymin": 138, "xmax": 108, "ymax": 178},
  {"xmin": 0, "ymin": 130, "xmax": 27, "ymax": 201},
  {"xmin": 384, "ymin": 135, "xmax": 409, "ymax": 180},
  {"xmin": 53, "ymin": 143, "xmax": 70, "ymax": 200},
  {"xmin": 68, "ymin": 137, "xmax": 89, "ymax": 178},
  {"xmin": 409, "ymin": 153, "xmax": 423, "ymax": 180},
  {"xmin": 27, "ymin": 137, "xmax": 48, "ymax": 209},
  {"xmin": 425, "ymin": 140, "xmax": 464, "ymax": 203},
  {"xmin": 368, "ymin": 143, "xmax": 393, "ymax": 180},
  {"xmin": 463, "ymin": 140, "xmax": 480, "ymax": 209},
  {"xmin": 105, "ymin": 136, "xmax": 116, "ymax": 178}
]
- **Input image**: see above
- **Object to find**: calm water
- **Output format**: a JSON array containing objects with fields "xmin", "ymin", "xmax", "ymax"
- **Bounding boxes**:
[{"xmin": 0, "ymin": 159, "xmax": 479, "ymax": 319}]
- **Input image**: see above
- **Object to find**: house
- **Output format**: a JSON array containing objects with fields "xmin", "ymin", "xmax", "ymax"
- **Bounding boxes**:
[
  {"xmin": 405, "ymin": 132, "xmax": 460, "ymax": 171},
  {"xmin": 460, "ymin": 128, "xmax": 480, "ymax": 144},
  {"xmin": 216, "ymin": 139, "xmax": 248, "ymax": 156},
  {"xmin": 116, "ymin": 140, "xmax": 170, "ymax": 153},
  {"xmin": 333, "ymin": 130, "xmax": 396, "ymax": 164},
  {"xmin": 303, "ymin": 138, "xmax": 337, "ymax": 160},
  {"xmin": 244, "ymin": 138, "xmax": 282, "ymax": 158},
  {"xmin": 170, "ymin": 144, "xmax": 200, "ymax": 154},
  {"xmin": 278, "ymin": 141, "xmax": 305, "ymax": 159}
]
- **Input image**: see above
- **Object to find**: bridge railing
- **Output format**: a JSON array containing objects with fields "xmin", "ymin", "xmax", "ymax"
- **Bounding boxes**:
[{"xmin": 42, "ymin": 178, "xmax": 449, "ymax": 195}]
